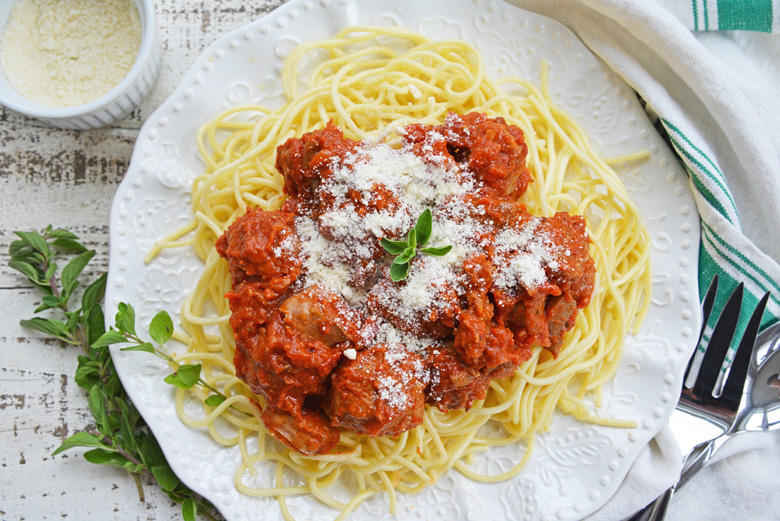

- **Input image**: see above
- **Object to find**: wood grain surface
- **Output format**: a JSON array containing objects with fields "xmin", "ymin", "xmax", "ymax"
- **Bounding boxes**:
[{"xmin": 0, "ymin": 2, "xmax": 286, "ymax": 519}]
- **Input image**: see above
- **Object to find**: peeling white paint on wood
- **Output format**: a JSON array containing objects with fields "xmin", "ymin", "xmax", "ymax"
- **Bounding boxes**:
[{"xmin": 0, "ymin": 2, "xmax": 288, "ymax": 519}]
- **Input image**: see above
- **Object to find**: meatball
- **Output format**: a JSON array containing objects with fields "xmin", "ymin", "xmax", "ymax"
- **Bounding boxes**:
[
  {"xmin": 275, "ymin": 120, "xmax": 359, "ymax": 201},
  {"xmin": 216, "ymin": 207, "xmax": 301, "ymax": 288},
  {"xmin": 403, "ymin": 112, "xmax": 532, "ymax": 198},
  {"xmin": 495, "ymin": 212, "xmax": 595, "ymax": 356},
  {"xmin": 366, "ymin": 262, "xmax": 460, "ymax": 339},
  {"xmin": 279, "ymin": 285, "xmax": 362, "ymax": 346},
  {"xmin": 234, "ymin": 311, "xmax": 342, "ymax": 401},
  {"xmin": 328, "ymin": 345, "xmax": 427, "ymax": 437},
  {"xmin": 232, "ymin": 310, "xmax": 343, "ymax": 455},
  {"xmin": 425, "ymin": 346, "xmax": 490, "ymax": 412},
  {"xmin": 261, "ymin": 405, "xmax": 340, "ymax": 456}
]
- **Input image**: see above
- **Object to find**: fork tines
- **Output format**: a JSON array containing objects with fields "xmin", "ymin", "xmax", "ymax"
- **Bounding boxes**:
[
  {"xmin": 692, "ymin": 282, "xmax": 744, "ymax": 398},
  {"xmin": 719, "ymin": 292, "xmax": 770, "ymax": 407},
  {"xmin": 685, "ymin": 277, "xmax": 770, "ymax": 407}
]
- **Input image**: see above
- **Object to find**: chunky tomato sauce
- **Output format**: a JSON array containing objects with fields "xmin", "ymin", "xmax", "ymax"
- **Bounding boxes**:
[{"xmin": 216, "ymin": 112, "xmax": 595, "ymax": 455}]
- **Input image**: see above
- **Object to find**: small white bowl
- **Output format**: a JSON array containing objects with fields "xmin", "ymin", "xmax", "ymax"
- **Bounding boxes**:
[{"xmin": 0, "ymin": 0, "xmax": 160, "ymax": 130}]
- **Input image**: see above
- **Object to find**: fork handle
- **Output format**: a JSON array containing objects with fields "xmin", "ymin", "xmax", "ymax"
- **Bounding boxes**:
[
  {"xmin": 626, "ymin": 488, "xmax": 673, "ymax": 521},
  {"xmin": 676, "ymin": 433, "xmax": 730, "ymax": 490},
  {"xmin": 625, "ymin": 435, "xmax": 731, "ymax": 521}
]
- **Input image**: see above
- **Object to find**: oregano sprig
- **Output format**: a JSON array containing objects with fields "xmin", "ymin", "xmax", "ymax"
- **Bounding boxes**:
[
  {"xmin": 380, "ymin": 208, "xmax": 452, "ymax": 281},
  {"xmin": 93, "ymin": 305, "xmax": 228, "ymax": 408},
  {"xmin": 8, "ymin": 227, "xmax": 222, "ymax": 521}
]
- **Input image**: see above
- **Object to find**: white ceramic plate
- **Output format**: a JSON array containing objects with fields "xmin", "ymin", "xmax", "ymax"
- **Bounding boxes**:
[{"xmin": 107, "ymin": 1, "xmax": 700, "ymax": 519}]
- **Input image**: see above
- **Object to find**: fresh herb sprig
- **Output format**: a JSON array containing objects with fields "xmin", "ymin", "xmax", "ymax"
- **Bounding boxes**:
[
  {"xmin": 94, "ymin": 304, "xmax": 228, "ymax": 409},
  {"xmin": 8, "ymin": 227, "xmax": 222, "ymax": 521},
  {"xmin": 380, "ymin": 208, "xmax": 452, "ymax": 281}
]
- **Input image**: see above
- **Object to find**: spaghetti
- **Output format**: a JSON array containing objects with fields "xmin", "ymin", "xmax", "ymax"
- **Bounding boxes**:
[{"xmin": 151, "ymin": 25, "xmax": 652, "ymax": 520}]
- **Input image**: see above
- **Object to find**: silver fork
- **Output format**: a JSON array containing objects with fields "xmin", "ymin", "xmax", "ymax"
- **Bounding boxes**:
[
  {"xmin": 670, "ymin": 317, "xmax": 780, "ymax": 492},
  {"xmin": 626, "ymin": 277, "xmax": 770, "ymax": 521}
]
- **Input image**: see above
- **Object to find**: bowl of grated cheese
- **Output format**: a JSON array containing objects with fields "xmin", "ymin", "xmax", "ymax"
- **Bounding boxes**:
[{"xmin": 0, "ymin": 0, "xmax": 159, "ymax": 130}]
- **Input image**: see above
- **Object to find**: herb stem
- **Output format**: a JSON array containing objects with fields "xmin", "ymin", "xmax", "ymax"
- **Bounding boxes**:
[
  {"xmin": 73, "ymin": 324, "xmax": 89, "ymax": 354},
  {"xmin": 197, "ymin": 378, "xmax": 225, "ymax": 398},
  {"xmin": 133, "ymin": 473, "xmax": 146, "ymax": 503},
  {"xmin": 127, "ymin": 333, "xmax": 146, "ymax": 345},
  {"xmin": 197, "ymin": 501, "xmax": 220, "ymax": 521},
  {"xmin": 89, "ymin": 429, "xmax": 145, "ymax": 468},
  {"xmin": 156, "ymin": 348, "xmax": 175, "ymax": 363}
]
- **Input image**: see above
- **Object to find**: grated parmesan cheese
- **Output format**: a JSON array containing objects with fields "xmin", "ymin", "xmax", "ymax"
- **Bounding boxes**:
[
  {"xmin": 292, "ymin": 126, "xmax": 565, "ymax": 380},
  {"xmin": 377, "ymin": 374, "xmax": 411, "ymax": 410},
  {"xmin": 0, "ymin": 0, "xmax": 142, "ymax": 107},
  {"xmin": 492, "ymin": 220, "xmax": 562, "ymax": 291}
]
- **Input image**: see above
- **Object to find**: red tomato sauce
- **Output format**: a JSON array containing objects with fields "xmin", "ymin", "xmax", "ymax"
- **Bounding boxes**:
[{"xmin": 216, "ymin": 112, "xmax": 595, "ymax": 455}]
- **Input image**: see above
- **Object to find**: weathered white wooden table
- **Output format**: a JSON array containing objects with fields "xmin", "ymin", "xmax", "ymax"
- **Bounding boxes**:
[{"xmin": 0, "ymin": 2, "xmax": 284, "ymax": 519}]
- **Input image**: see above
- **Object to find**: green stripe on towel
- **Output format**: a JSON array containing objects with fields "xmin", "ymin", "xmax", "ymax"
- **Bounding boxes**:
[{"xmin": 717, "ymin": 0, "xmax": 773, "ymax": 31}]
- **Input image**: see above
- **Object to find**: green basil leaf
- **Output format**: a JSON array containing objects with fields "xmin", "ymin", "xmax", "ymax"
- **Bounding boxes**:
[
  {"xmin": 65, "ymin": 310, "xmax": 81, "ymax": 333},
  {"xmin": 15, "ymin": 231, "xmax": 49, "ymax": 255},
  {"xmin": 407, "ymin": 227, "xmax": 417, "ymax": 250},
  {"xmin": 20, "ymin": 317, "xmax": 71, "ymax": 340},
  {"xmin": 92, "ymin": 330, "xmax": 128, "ymax": 348},
  {"xmin": 85, "ymin": 305, "xmax": 106, "ymax": 346},
  {"xmin": 82, "ymin": 273, "xmax": 107, "ymax": 312},
  {"xmin": 106, "ymin": 414, "xmax": 122, "ymax": 433},
  {"xmin": 8, "ymin": 239, "xmax": 28, "ymax": 258},
  {"xmin": 9, "ymin": 260, "xmax": 43, "ymax": 284},
  {"xmin": 52, "ymin": 238, "xmax": 88, "ymax": 252},
  {"xmin": 138, "ymin": 435, "xmax": 166, "ymax": 469},
  {"xmin": 74, "ymin": 365, "xmax": 100, "ymax": 390},
  {"xmin": 27, "ymin": 251, "xmax": 46, "ymax": 265},
  {"xmin": 43, "ymin": 295, "xmax": 61, "ymax": 307},
  {"xmin": 104, "ymin": 373, "xmax": 123, "ymax": 401},
  {"xmin": 123, "ymin": 461, "xmax": 146, "ymax": 474},
  {"xmin": 150, "ymin": 464, "xmax": 180, "ymax": 492},
  {"xmin": 149, "ymin": 311, "xmax": 174, "ymax": 345},
  {"xmin": 88, "ymin": 385, "xmax": 108, "ymax": 434},
  {"xmin": 395, "ymin": 249, "xmax": 416, "ymax": 265},
  {"xmin": 61, "ymin": 250, "xmax": 95, "ymax": 297},
  {"xmin": 114, "ymin": 395, "xmax": 132, "ymax": 421},
  {"xmin": 114, "ymin": 396, "xmax": 139, "ymax": 454},
  {"xmin": 204, "ymin": 394, "xmax": 226, "ymax": 407},
  {"xmin": 115, "ymin": 303, "xmax": 137, "ymax": 336},
  {"xmin": 34, "ymin": 295, "xmax": 62, "ymax": 313},
  {"xmin": 380, "ymin": 237, "xmax": 408, "ymax": 256},
  {"xmin": 164, "ymin": 364, "xmax": 202, "ymax": 389},
  {"xmin": 48, "ymin": 229, "xmax": 79, "ymax": 240},
  {"xmin": 52, "ymin": 431, "xmax": 111, "ymax": 456},
  {"xmin": 414, "ymin": 208, "xmax": 433, "ymax": 246},
  {"xmin": 119, "ymin": 342, "xmax": 156, "ymax": 354},
  {"xmin": 82, "ymin": 448, "xmax": 129, "ymax": 467},
  {"xmin": 181, "ymin": 498, "xmax": 197, "ymax": 521},
  {"xmin": 390, "ymin": 261, "xmax": 410, "ymax": 282},
  {"xmin": 44, "ymin": 261, "xmax": 58, "ymax": 284}
]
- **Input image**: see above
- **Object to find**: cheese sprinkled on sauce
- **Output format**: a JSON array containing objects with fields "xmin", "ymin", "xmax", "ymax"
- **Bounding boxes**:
[{"xmin": 293, "ymin": 131, "xmax": 560, "ymax": 371}]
